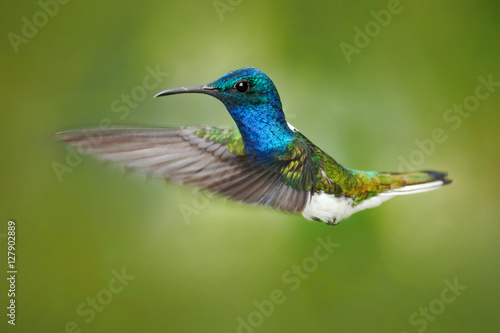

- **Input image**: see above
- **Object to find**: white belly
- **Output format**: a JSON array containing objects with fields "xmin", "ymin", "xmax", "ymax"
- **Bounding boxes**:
[{"xmin": 301, "ymin": 192, "xmax": 394, "ymax": 225}]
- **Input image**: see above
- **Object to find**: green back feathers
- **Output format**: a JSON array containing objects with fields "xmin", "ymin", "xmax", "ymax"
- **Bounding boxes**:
[{"xmin": 194, "ymin": 126, "xmax": 246, "ymax": 155}]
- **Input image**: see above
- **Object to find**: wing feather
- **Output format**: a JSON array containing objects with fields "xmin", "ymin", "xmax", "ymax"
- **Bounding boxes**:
[{"xmin": 56, "ymin": 126, "xmax": 314, "ymax": 214}]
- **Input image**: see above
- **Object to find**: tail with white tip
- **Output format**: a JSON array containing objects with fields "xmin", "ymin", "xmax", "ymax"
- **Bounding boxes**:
[{"xmin": 379, "ymin": 170, "xmax": 452, "ymax": 196}]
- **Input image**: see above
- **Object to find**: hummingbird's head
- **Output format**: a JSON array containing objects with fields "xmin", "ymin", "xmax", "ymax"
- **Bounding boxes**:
[
  {"xmin": 204, "ymin": 67, "xmax": 283, "ymax": 110},
  {"xmin": 155, "ymin": 67, "xmax": 283, "ymax": 116},
  {"xmin": 155, "ymin": 67, "xmax": 294, "ymax": 159}
]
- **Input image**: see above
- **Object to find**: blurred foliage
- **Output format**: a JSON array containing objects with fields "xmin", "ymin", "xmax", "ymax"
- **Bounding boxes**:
[{"xmin": 1, "ymin": 0, "xmax": 499, "ymax": 332}]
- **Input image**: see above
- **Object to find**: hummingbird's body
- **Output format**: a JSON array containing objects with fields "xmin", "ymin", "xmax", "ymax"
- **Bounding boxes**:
[{"xmin": 58, "ymin": 68, "xmax": 451, "ymax": 225}]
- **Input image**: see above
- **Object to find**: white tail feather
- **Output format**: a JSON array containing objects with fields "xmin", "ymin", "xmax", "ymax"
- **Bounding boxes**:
[{"xmin": 380, "ymin": 180, "xmax": 445, "ymax": 196}]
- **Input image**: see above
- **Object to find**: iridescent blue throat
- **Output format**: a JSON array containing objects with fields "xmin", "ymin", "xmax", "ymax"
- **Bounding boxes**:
[{"xmin": 221, "ymin": 100, "xmax": 295, "ymax": 160}]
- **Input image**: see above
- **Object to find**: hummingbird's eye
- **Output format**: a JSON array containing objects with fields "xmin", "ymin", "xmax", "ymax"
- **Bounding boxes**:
[{"xmin": 234, "ymin": 79, "xmax": 250, "ymax": 93}]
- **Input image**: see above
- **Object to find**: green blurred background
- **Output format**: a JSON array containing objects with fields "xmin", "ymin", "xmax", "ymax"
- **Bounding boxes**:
[{"xmin": 1, "ymin": 0, "xmax": 499, "ymax": 332}]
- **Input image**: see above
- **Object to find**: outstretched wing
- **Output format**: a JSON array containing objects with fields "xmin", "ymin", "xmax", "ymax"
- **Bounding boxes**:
[{"xmin": 56, "ymin": 126, "xmax": 314, "ymax": 213}]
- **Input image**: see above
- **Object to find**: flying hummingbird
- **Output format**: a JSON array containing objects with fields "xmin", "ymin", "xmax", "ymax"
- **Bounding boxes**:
[{"xmin": 57, "ymin": 67, "xmax": 451, "ymax": 225}]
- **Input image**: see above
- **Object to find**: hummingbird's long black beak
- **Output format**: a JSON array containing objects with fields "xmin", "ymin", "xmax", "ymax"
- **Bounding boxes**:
[{"xmin": 154, "ymin": 84, "xmax": 217, "ymax": 98}]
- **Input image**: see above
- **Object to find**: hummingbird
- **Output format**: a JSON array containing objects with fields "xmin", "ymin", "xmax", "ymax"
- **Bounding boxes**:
[{"xmin": 57, "ymin": 67, "xmax": 451, "ymax": 225}]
